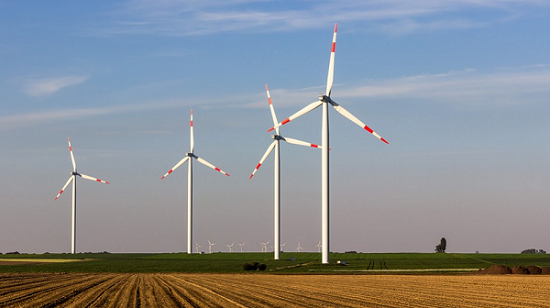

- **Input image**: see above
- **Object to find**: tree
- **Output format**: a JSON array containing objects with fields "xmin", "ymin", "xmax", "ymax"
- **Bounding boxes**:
[{"xmin": 435, "ymin": 237, "xmax": 447, "ymax": 253}]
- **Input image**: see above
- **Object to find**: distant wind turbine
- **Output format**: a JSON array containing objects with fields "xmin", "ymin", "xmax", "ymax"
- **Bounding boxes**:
[
  {"xmin": 268, "ymin": 24, "xmax": 389, "ymax": 264},
  {"xmin": 250, "ymin": 84, "xmax": 322, "ymax": 260},
  {"xmin": 316, "ymin": 240, "xmax": 322, "ymax": 253},
  {"xmin": 296, "ymin": 242, "xmax": 303, "ymax": 253},
  {"xmin": 226, "ymin": 242, "xmax": 235, "ymax": 253},
  {"xmin": 260, "ymin": 240, "xmax": 270, "ymax": 253},
  {"xmin": 161, "ymin": 110, "xmax": 230, "ymax": 254},
  {"xmin": 54, "ymin": 137, "xmax": 110, "ymax": 254},
  {"xmin": 238, "ymin": 242, "xmax": 246, "ymax": 253},
  {"xmin": 195, "ymin": 242, "xmax": 201, "ymax": 254},
  {"xmin": 208, "ymin": 240, "xmax": 215, "ymax": 254},
  {"xmin": 280, "ymin": 242, "xmax": 287, "ymax": 252}
]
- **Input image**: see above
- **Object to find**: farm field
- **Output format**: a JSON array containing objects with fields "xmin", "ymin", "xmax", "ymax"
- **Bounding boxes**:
[
  {"xmin": 2, "ymin": 252, "xmax": 550, "ymax": 273},
  {"xmin": 1, "ymin": 273, "xmax": 550, "ymax": 307}
]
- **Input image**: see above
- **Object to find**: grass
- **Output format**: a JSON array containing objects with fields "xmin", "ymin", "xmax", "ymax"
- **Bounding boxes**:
[{"xmin": 1, "ymin": 252, "xmax": 550, "ymax": 273}]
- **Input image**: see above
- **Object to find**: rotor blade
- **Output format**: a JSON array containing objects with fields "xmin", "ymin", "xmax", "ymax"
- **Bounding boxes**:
[
  {"xmin": 55, "ymin": 176, "xmax": 74, "ymax": 201},
  {"xmin": 265, "ymin": 84, "xmax": 280, "ymax": 135},
  {"xmin": 195, "ymin": 156, "xmax": 230, "ymax": 177},
  {"xmin": 67, "ymin": 137, "xmax": 76, "ymax": 172},
  {"xmin": 332, "ymin": 103, "xmax": 389, "ymax": 144},
  {"xmin": 161, "ymin": 156, "xmax": 190, "ymax": 179},
  {"xmin": 190, "ymin": 109, "xmax": 194, "ymax": 153},
  {"xmin": 326, "ymin": 23, "xmax": 337, "ymax": 97},
  {"xmin": 80, "ymin": 173, "xmax": 110, "ymax": 184},
  {"xmin": 267, "ymin": 101, "xmax": 323, "ymax": 132},
  {"xmin": 249, "ymin": 141, "xmax": 277, "ymax": 179},
  {"xmin": 282, "ymin": 136, "xmax": 322, "ymax": 149}
]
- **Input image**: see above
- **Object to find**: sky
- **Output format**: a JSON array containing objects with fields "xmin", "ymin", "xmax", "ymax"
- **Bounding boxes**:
[{"xmin": 1, "ymin": 0, "xmax": 549, "ymax": 255}]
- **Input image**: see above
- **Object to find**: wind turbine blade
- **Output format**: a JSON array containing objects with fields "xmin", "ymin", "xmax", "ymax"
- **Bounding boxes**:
[
  {"xmin": 55, "ymin": 177, "xmax": 74, "ymax": 200},
  {"xmin": 267, "ymin": 101, "xmax": 323, "ymax": 132},
  {"xmin": 265, "ymin": 84, "xmax": 280, "ymax": 135},
  {"xmin": 326, "ymin": 23, "xmax": 337, "ymax": 96},
  {"xmin": 282, "ymin": 136, "xmax": 322, "ymax": 149},
  {"xmin": 190, "ymin": 109, "xmax": 194, "ymax": 153},
  {"xmin": 332, "ymin": 103, "xmax": 389, "ymax": 144},
  {"xmin": 67, "ymin": 137, "xmax": 76, "ymax": 172},
  {"xmin": 80, "ymin": 173, "xmax": 110, "ymax": 184},
  {"xmin": 249, "ymin": 141, "xmax": 277, "ymax": 179},
  {"xmin": 195, "ymin": 156, "xmax": 230, "ymax": 177},
  {"xmin": 161, "ymin": 156, "xmax": 190, "ymax": 179}
]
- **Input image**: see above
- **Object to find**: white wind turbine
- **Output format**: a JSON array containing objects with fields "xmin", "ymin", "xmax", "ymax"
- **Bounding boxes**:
[
  {"xmin": 161, "ymin": 110, "xmax": 230, "ymax": 254},
  {"xmin": 226, "ymin": 242, "xmax": 235, "ymax": 253},
  {"xmin": 238, "ymin": 242, "xmax": 246, "ymax": 253},
  {"xmin": 280, "ymin": 242, "xmax": 287, "ymax": 252},
  {"xmin": 269, "ymin": 24, "xmax": 389, "ymax": 264},
  {"xmin": 208, "ymin": 240, "xmax": 215, "ymax": 254},
  {"xmin": 296, "ymin": 242, "xmax": 303, "ymax": 253},
  {"xmin": 316, "ymin": 240, "xmax": 322, "ymax": 253},
  {"xmin": 250, "ymin": 84, "xmax": 322, "ymax": 261},
  {"xmin": 54, "ymin": 137, "xmax": 110, "ymax": 254},
  {"xmin": 195, "ymin": 242, "xmax": 201, "ymax": 254},
  {"xmin": 260, "ymin": 240, "xmax": 270, "ymax": 253}
]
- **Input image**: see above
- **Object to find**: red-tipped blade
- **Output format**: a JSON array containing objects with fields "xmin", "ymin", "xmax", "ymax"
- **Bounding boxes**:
[
  {"xmin": 332, "ymin": 103, "xmax": 389, "ymax": 144},
  {"xmin": 196, "ymin": 156, "xmax": 230, "ymax": 177},
  {"xmin": 249, "ymin": 141, "xmax": 276, "ymax": 179},
  {"xmin": 55, "ymin": 176, "xmax": 73, "ymax": 201},
  {"xmin": 267, "ymin": 101, "xmax": 323, "ymax": 132},
  {"xmin": 326, "ymin": 23, "xmax": 337, "ymax": 97}
]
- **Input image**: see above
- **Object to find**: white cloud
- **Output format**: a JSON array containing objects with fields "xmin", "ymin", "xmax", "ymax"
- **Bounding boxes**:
[
  {"xmin": 23, "ymin": 75, "xmax": 89, "ymax": 97},
  {"xmin": 100, "ymin": 0, "xmax": 548, "ymax": 36}
]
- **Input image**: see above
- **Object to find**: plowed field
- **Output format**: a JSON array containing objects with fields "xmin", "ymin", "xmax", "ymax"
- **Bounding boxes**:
[{"xmin": 1, "ymin": 273, "xmax": 549, "ymax": 307}]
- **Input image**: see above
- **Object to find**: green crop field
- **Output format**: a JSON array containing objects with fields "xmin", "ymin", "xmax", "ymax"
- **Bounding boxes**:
[{"xmin": 1, "ymin": 252, "xmax": 550, "ymax": 273}]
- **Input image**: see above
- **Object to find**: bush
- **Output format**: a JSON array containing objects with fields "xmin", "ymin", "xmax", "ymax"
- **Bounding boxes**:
[
  {"xmin": 258, "ymin": 264, "xmax": 267, "ymax": 271},
  {"xmin": 243, "ymin": 262, "xmax": 259, "ymax": 271}
]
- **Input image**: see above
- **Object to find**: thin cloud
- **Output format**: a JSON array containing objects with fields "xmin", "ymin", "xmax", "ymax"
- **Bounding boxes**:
[
  {"xmin": 99, "ymin": 0, "xmax": 547, "ymax": 36},
  {"xmin": 23, "ymin": 75, "xmax": 89, "ymax": 97}
]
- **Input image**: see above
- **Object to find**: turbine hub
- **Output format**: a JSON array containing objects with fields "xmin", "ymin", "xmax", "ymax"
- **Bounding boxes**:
[
  {"xmin": 319, "ymin": 94, "xmax": 331, "ymax": 103},
  {"xmin": 272, "ymin": 135, "xmax": 284, "ymax": 141}
]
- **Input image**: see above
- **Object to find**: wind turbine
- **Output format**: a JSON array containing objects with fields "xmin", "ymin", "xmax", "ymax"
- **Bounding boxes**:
[
  {"xmin": 195, "ymin": 242, "xmax": 201, "ymax": 254},
  {"xmin": 316, "ymin": 240, "xmax": 322, "ymax": 253},
  {"xmin": 226, "ymin": 242, "xmax": 235, "ymax": 253},
  {"xmin": 208, "ymin": 240, "xmax": 215, "ymax": 254},
  {"xmin": 280, "ymin": 242, "xmax": 287, "ymax": 252},
  {"xmin": 54, "ymin": 137, "xmax": 110, "ymax": 254},
  {"xmin": 296, "ymin": 242, "xmax": 303, "ymax": 253},
  {"xmin": 161, "ymin": 110, "xmax": 230, "ymax": 254},
  {"xmin": 268, "ymin": 23, "xmax": 389, "ymax": 264},
  {"xmin": 250, "ymin": 84, "xmax": 322, "ymax": 261},
  {"xmin": 260, "ymin": 240, "xmax": 270, "ymax": 253},
  {"xmin": 238, "ymin": 242, "xmax": 246, "ymax": 253}
]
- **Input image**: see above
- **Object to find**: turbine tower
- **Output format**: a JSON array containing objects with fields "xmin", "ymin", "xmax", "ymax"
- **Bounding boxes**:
[
  {"xmin": 161, "ymin": 110, "xmax": 230, "ymax": 254},
  {"xmin": 269, "ymin": 24, "xmax": 389, "ymax": 264},
  {"xmin": 250, "ymin": 84, "xmax": 322, "ymax": 260},
  {"xmin": 208, "ymin": 240, "xmax": 215, "ymax": 254},
  {"xmin": 226, "ymin": 242, "xmax": 235, "ymax": 253},
  {"xmin": 54, "ymin": 137, "xmax": 110, "ymax": 254},
  {"xmin": 238, "ymin": 242, "xmax": 246, "ymax": 253}
]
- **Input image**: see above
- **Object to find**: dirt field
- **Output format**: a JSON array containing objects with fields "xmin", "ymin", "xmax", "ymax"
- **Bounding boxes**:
[{"xmin": 1, "ymin": 273, "xmax": 550, "ymax": 307}]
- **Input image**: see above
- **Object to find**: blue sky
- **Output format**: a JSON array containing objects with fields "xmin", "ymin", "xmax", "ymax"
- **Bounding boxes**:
[{"xmin": 1, "ymin": 0, "xmax": 549, "ymax": 254}]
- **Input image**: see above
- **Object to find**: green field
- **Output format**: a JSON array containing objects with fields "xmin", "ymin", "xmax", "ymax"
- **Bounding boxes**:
[{"xmin": 1, "ymin": 252, "xmax": 550, "ymax": 273}]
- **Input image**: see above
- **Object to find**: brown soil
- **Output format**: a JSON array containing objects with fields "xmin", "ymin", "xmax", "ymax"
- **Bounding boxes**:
[
  {"xmin": 476, "ymin": 264, "xmax": 512, "ymax": 274},
  {"xmin": 1, "ymin": 273, "xmax": 550, "ymax": 307},
  {"xmin": 512, "ymin": 265, "xmax": 530, "ymax": 274},
  {"xmin": 525, "ymin": 265, "xmax": 542, "ymax": 275}
]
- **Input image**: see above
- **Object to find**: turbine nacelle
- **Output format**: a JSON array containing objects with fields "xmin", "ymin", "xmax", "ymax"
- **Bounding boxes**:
[{"xmin": 272, "ymin": 135, "xmax": 284, "ymax": 141}]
